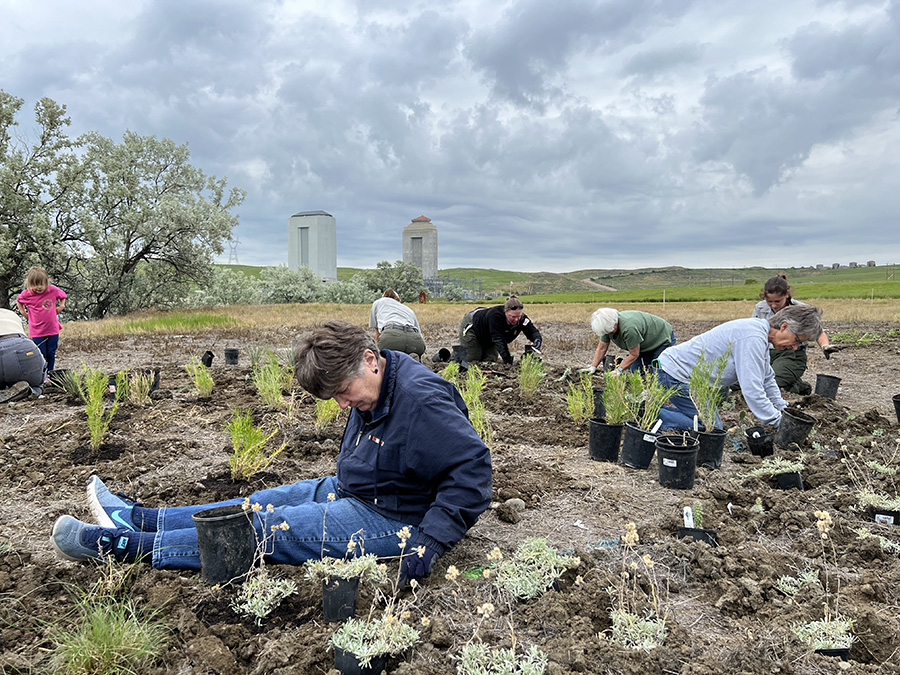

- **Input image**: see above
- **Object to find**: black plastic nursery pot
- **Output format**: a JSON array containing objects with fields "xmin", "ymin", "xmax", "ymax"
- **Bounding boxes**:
[
  {"xmin": 677, "ymin": 527, "xmax": 718, "ymax": 546},
  {"xmin": 745, "ymin": 426, "xmax": 773, "ymax": 457},
  {"xmin": 774, "ymin": 408, "xmax": 816, "ymax": 448},
  {"xmin": 814, "ymin": 374, "xmax": 841, "ymax": 399},
  {"xmin": 775, "ymin": 472, "xmax": 804, "ymax": 491},
  {"xmin": 107, "ymin": 369, "xmax": 161, "ymax": 394},
  {"xmin": 869, "ymin": 507, "xmax": 900, "ymax": 526},
  {"xmin": 431, "ymin": 348, "xmax": 451, "ymax": 363},
  {"xmin": 592, "ymin": 388, "xmax": 606, "ymax": 421},
  {"xmin": 333, "ymin": 647, "xmax": 386, "ymax": 675},
  {"xmin": 815, "ymin": 647, "xmax": 850, "ymax": 660},
  {"xmin": 451, "ymin": 344, "xmax": 467, "ymax": 363},
  {"xmin": 588, "ymin": 419, "xmax": 623, "ymax": 462},
  {"xmin": 696, "ymin": 428, "xmax": 727, "ymax": 469},
  {"xmin": 191, "ymin": 504, "xmax": 256, "ymax": 585},
  {"xmin": 322, "ymin": 576, "xmax": 360, "ymax": 623},
  {"xmin": 620, "ymin": 421, "xmax": 657, "ymax": 469},
  {"xmin": 655, "ymin": 434, "xmax": 699, "ymax": 489},
  {"xmin": 201, "ymin": 350, "xmax": 214, "ymax": 367},
  {"xmin": 224, "ymin": 348, "xmax": 239, "ymax": 365},
  {"xmin": 893, "ymin": 393, "xmax": 900, "ymax": 425}
]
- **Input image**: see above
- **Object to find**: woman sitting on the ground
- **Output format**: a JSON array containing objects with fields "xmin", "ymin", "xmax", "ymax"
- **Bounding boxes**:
[{"xmin": 51, "ymin": 320, "xmax": 492, "ymax": 585}]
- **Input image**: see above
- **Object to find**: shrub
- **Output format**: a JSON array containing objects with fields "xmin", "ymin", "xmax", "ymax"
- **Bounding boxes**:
[
  {"xmin": 226, "ymin": 409, "xmax": 285, "ymax": 480},
  {"xmin": 184, "ymin": 357, "xmax": 214, "ymax": 397}
]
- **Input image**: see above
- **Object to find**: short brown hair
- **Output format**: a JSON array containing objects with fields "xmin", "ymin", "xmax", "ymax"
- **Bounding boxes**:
[
  {"xmin": 25, "ymin": 266, "xmax": 49, "ymax": 291},
  {"xmin": 293, "ymin": 320, "xmax": 376, "ymax": 399},
  {"xmin": 504, "ymin": 295, "xmax": 523, "ymax": 311},
  {"xmin": 382, "ymin": 288, "xmax": 401, "ymax": 301}
]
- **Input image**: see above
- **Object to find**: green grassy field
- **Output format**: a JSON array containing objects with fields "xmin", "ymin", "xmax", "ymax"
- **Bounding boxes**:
[{"xmin": 222, "ymin": 262, "xmax": 900, "ymax": 300}]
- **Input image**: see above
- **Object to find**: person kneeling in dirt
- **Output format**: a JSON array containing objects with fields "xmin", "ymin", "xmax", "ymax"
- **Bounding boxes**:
[
  {"xmin": 51, "ymin": 320, "xmax": 492, "ymax": 585},
  {"xmin": 586, "ymin": 308, "xmax": 676, "ymax": 375},
  {"xmin": 751, "ymin": 274, "xmax": 836, "ymax": 395},
  {"xmin": 458, "ymin": 295, "xmax": 542, "ymax": 365},
  {"xmin": 655, "ymin": 305, "xmax": 824, "ymax": 431},
  {"xmin": 368, "ymin": 288, "xmax": 426, "ymax": 359},
  {"xmin": 0, "ymin": 308, "xmax": 46, "ymax": 403}
]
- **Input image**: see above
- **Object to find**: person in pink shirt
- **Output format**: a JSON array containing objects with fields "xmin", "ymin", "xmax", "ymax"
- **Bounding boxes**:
[{"xmin": 16, "ymin": 267, "xmax": 67, "ymax": 373}]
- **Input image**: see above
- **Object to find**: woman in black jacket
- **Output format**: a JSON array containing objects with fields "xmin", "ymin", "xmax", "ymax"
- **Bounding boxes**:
[{"xmin": 458, "ymin": 295, "xmax": 542, "ymax": 365}]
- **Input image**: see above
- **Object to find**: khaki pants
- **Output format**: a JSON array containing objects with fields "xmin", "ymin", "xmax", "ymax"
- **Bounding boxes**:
[
  {"xmin": 458, "ymin": 311, "xmax": 499, "ymax": 362},
  {"xmin": 770, "ymin": 347, "xmax": 808, "ymax": 393},
  {"xmin": 377, "ymin": 328, "xmax": 425, "ymax": 357}
]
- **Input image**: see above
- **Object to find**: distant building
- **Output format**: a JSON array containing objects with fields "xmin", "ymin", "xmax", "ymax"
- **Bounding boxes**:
[
  {"xmin": 287, "ymin": 210, "xmax": 337, "ymax": 281},
  {"xmin": 402, "ymin": 216, "xmax": 438, "ymax": 280},
  {"xmin": 849, "ymin": 261, "xmax": 858, "ymax": 268},
  {"xmin": 867, "ymin": 260, "xmax": 876, "ymax": 267},
  {"xmin": 832, "ymin": 263, "xmax": 840, "ymax": 269},
  {"xmin": 816, "ymin": 264, "xmax": 824, "ymax": 270}
]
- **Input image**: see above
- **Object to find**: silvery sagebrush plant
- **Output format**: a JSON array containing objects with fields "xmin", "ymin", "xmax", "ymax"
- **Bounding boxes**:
[
  {"xmin": 230, "ymin": 499, "xmax": 298, "ymax": 625},
  {"xmin": 329, "ymin": 611, "xmax": 421, "ymax": 668},
  {"xmin": 790, "ymin": 511, "xmax": 855, "ymax": 650},
  {"xmin": 456, "ymin": 642, "xmax": 548, "ymax": 675},
  {"xmin": 747, "ymin": 456, "xmax": 805, "ymax": 478},
  {"xmin": 604, "ymin": 523, "xmax": 667, "ymax": 653},
  {"xmin": 775, "ymin": 568, "xmax": 820, "ymax": 596},
  {"xmin": 853, "ymin": 527, "xmax": 900, "ymax": 555},
  {"xmin": 491, "ymin": 538, "xmax": 579, "ymax": 600}
]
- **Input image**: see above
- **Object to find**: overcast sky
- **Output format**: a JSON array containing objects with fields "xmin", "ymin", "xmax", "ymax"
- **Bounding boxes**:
[{"xmin": 2, "ymin": 0, "xmax": 898, "ymax": 273}]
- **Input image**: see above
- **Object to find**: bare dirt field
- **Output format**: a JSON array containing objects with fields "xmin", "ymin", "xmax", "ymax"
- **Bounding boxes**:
[{"xmin": 2, "ymin": 312, "xmax": 900, "ymax": 674}]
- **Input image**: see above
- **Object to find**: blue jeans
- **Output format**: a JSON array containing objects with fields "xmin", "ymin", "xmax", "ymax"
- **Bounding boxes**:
[
  {"xmin": 626, "ymin": 330, "xmax": 676, "ymax": 372},
  {"xmin": 32, "ymin": 334, "xmax": 59, "ymax": 372},
  {"xmin": 152, "ymin": 476, "xmax": 417, "ymax": 570},
  {"xmin": 656, "ymin": 369, "xmax": 722, "ymax": 431}
]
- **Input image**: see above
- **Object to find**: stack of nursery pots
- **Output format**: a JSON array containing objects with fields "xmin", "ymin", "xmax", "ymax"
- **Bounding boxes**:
[
  {"xmin": 774, "ymin": 408, "xmax": 816, "ymax": 448},
  {"xmin": 656, "ymin": 433, "xmax": 700, "ymax": 489}
]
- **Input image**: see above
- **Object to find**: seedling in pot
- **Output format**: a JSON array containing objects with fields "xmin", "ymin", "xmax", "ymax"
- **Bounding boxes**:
[
  {"xmin": 688, "ymin": 345, "xmax": 731, "ymax": 432},
  {"xmin": 566, "ymin": 370, "xmax": 594, "ymax": 424},
  {"xmin": 747, "ymin": 456, "xmax": 804, "ymax": 479}
]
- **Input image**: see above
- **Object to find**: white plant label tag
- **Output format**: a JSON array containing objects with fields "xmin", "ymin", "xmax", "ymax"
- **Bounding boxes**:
[
  {"xmin": 663, "ymin": 458, "xmax": 677, "ymax": 467},
  {"xmin": 874, "ymin": 513, "xmax": 895, "ymax": 525},
  {"xmin": 643, "ymin": 433, "xmax": 656, "ymax": 442},
  {"xmin": 683, "ymin": 506, "xmax": 695, "ymax": 528}
]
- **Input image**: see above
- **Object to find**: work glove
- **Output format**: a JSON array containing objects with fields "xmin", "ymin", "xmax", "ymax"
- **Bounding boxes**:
[
  {"xmin": 532, "ymin": 337, "xmax": 542, "ymax": 350},
  {"xmin": 608, "ymin": 366, "xmax": 624, "ymax": 377},
  {"xmin": 526, "ymin": 344, "xmax": 542, "ymax": 356},
  {"xmin": 578, "ymin": 365, "xmax": 597, "ymax": 374},
  {"xmin": 823, "ymin": 345, "xmax": 840, "ymax": 360},
  {"xmin": 400, "ymin": 534, "xmax": 444, "ymax": 585}
]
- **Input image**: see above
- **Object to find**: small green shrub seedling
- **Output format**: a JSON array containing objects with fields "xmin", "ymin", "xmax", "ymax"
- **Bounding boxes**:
[
  {"xmin": 566, "ymin": 371, "xmax": 594, "ymax": 424},
  {"xmin": 226, "ymin": 409, "xmax": 285, "ymax": 480},
  {"xmin": 185, "ymin": 356, "xmax": 214, "ymax": 397},
  {"xmin": 517, "ymin": 353, "xmax": 545, "ymax": 398}
]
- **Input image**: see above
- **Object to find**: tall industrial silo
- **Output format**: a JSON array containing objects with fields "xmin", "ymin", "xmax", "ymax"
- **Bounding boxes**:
[
  {"xmin": 402, "ymin": 215, "xmax": 438, "ymax": 280},
  {"xmin": 287, "ymin": 210, "xmax": 337, "ymax": 281}
]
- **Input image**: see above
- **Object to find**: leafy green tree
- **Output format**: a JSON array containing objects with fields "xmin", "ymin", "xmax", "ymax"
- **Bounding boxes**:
[
  {"xmin": 258, "ymin": 265, "xmax": 321, "ymax": 304},
  {"xmin": 0, "ymin": 92, "xmax": 82, "ymax": 308},
  {"xmin": 442, "ymin": 283, "xmax": 466, "ymax": 301},
  {"xmin": 63, "ymin": 131, "xmax": 245, "ymax": 318},
  {"xmin": 357, "ymin": 260, "xmax": 424, "ymax": 302}
]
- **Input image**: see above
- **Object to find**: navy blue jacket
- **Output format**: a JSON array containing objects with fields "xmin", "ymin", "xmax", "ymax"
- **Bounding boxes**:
[
  {"xmin": 471, "ymin": 305, "xmax": 541, "ymax": 365},
  {"xmin": 336, "ymin": 350, "xmax": 492, "ymax": 554}
]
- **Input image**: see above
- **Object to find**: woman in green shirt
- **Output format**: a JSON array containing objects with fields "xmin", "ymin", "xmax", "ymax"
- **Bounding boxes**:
[{"xmin": 587, "ymin": 308, "xmax": 676, "ymax": 374}]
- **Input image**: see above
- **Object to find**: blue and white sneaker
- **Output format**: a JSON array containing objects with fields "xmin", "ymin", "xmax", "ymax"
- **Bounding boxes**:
[
  {"xmin": 87, "ymin": 475, "xmax": 142, "ymax": 531},
  {"xmin": 51, "ymin": 515, "xmax": 133, "ymax": 562}
]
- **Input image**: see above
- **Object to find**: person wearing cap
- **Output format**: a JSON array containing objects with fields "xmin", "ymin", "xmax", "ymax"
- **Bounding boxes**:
[
  {"xmin": 368, "ymin": 289, "xmax": 426, "ymax": 358},
  {"xmin": 0, "ymin": 308, "xmax": 47, "ymax": 402},
  {"xmin": 458, "ymin": 295, "xmax": 542, "ymax": 365},
  {"xmin": 586, "ymin": 308, "xmax": 675, "ymax": 375}
]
